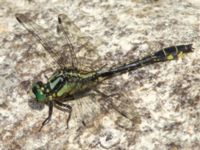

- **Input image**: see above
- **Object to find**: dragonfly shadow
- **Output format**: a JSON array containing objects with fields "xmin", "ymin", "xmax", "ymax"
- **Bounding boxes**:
[
  {"xmin": 28, "ymin": 97, "xmax": 45, "ymax": 111},
  {"xmin": 20, "ymin": 80, "xmax": 45, "ymax": 110}
]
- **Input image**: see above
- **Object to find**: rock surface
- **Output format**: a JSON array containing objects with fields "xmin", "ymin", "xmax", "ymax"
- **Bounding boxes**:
[{"xmin": 0, "ymin": 0, "xmax": 200, "ymax": 149}]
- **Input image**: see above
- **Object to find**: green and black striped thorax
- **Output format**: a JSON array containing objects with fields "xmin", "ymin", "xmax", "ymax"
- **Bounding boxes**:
[{"xmin": 32, "ymin": 68, "xmax": 98, "ymax": 102}]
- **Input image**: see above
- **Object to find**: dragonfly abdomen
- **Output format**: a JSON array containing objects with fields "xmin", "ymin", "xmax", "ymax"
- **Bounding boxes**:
[
  {"xmin": 154, "ymin": 44, "xmax": 193, "ymax": 61},
  {"xmin": 97, "ymin": 44, "xmax": 193, "ymax": 78}
]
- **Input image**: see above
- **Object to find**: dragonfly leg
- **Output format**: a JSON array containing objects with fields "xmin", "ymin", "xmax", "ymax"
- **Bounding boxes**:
[
  {"xmin": 55, "ymin": 101, "xmax": 72, "ymax": 128},
  {"xmin": 44, "ymin": 75, "xmax": 49, "ymax": 81},
  {"xmin": 39, "ymin": 101, "xmax": 53, "ymax": 132}
]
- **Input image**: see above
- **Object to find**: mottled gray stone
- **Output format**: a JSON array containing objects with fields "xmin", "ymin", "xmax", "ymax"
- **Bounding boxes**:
[{"xmin": 0, "ymin": 0, "xmax": 200, "ymax": 149}]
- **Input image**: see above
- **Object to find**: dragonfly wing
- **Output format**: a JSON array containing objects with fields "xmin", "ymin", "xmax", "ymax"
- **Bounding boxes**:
[
  {"xmin": 15, "ymin": 13, "xmax": 73, "ymax": 69},
  {"xmin": 57, "ymin": 14, "xmax": 103, "ymax": 72},
  {"xmin": 66, "ymin": 86, "xmax": 140, "ymax": 129},
  {"xmin": 96, "ymin": 79, "xmax": 142, "ymax": 128},
  {"xmin": 108, "ymin": 92, "xmax": 141, "ymax": 127},
  {"xmin": 67, "ymin": 93, "xmax": 104, "ymax": 128},
  {"xmin": 57, "ymin": 15, "xmax": 79, "ymax": 70}
]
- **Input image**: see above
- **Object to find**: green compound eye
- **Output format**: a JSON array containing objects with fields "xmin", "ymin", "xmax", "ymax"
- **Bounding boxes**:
[{"xmin": 32, "ymin": 81, "xmax": 47, "ymax": 102}]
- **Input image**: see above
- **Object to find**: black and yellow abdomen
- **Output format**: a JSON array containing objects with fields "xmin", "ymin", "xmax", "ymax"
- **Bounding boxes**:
[{"xmin": 97, "ymin": 44, "xmax": 193, "ymax": 78}]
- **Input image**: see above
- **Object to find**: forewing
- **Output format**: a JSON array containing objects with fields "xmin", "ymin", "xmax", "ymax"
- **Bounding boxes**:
[
  {"xmin": 15, "ymin": 13, "xmax": 73, "ymax": 69},
  {"xmin": 57, "ymin": 15, "xmax": 78, "ymax": 70},
  {"xmin": 57, "ymin": 14, "xmax": 102, "ymax": 72}
]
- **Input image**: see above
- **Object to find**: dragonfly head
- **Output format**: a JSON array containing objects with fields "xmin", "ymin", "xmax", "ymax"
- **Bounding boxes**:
[{"xmin": 32, "ymin": 81, "xmax": 47, "ymax": 102}]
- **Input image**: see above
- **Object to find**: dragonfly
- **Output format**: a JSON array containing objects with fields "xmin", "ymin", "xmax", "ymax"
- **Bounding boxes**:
[{"xmin": 15, "ymin": 13, "xmax": 193, "ymax": 131}]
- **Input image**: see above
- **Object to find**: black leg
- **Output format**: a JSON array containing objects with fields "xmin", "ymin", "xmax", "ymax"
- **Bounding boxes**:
[
  {"xmin": 44, "ymin": 75, "xmax": 49, "ymax": 81},
  {"xmin": 55, "ymin": 101, "xmax": 72, "ymax": 128},
  {"xmin": 39, "ymin": 101, "xmax": 53, "ymax": 132}
]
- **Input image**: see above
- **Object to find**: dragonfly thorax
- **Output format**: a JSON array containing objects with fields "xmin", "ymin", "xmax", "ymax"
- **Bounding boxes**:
[{"xmin": 32, "ymin": 69, "xmax": 96, "ymax": 102}]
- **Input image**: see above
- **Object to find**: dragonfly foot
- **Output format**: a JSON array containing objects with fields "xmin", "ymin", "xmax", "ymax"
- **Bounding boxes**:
[{"xmin": 39, "ymin": 117, "xmax": 51, "ymax": 132}]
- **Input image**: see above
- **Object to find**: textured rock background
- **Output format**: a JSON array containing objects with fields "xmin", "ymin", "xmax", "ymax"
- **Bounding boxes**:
[{"xmin": 0, "ymin": 0, "xmax": 200, "ymax": 149}]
